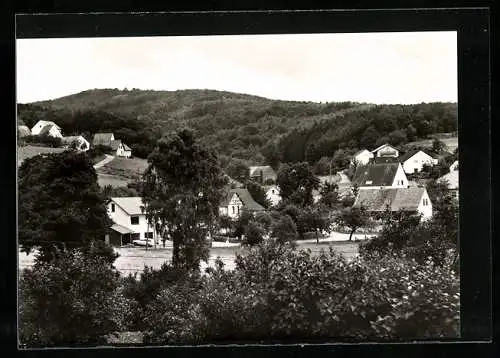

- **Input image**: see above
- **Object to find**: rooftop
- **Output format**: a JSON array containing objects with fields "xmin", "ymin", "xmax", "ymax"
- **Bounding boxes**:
[{"xmin": 353, "ymin": 187, "xmax": 428, "ymax": 212}]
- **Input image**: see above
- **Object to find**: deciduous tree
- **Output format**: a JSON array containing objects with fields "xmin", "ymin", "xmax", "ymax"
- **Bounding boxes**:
[
  {"xmin": 18, "ymin": 151, "xmax": 113, "ymax": 263},
  {"xmin": 141, "ymin": 129, "xmax": 228, "ymax": 271}
]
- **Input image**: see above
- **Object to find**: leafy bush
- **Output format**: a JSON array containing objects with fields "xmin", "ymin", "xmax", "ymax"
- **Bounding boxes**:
[
  {"xmin": 23, "ymin": 134, "xmax": 62, "ymax": 148},
  {"xmin": 19, "ymin": 250, "xmax": 129, "ymax": 347},
  {"xmin": 141, "ymin": 240, "xmax": 459, "ymax": 343}
]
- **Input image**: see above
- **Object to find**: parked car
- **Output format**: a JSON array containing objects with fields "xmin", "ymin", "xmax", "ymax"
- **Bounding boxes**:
[{"xmin": 132, "ymin": 239, "xmax": 153, "ymax": 247}]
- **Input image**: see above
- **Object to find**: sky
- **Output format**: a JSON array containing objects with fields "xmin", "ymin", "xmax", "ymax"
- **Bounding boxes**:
[{"xmin": 16, "ymin": 31, "xmax": 457, "ymax": 104}]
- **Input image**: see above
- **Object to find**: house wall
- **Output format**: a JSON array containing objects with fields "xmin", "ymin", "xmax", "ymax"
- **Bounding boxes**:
[
  {"xmin": 219, "ymin": 194, "xmax": 243, "ymax": 219},
  {"xmin": 376, "ymin": 146, "xmax": 399, "ymax": 158},
  {"xmin": 353, "ymin": 150, "xmax": 374, "ymax": 165},
  {"xmin": 115, "ymin": 144, "xmax": 131, "ymax": 158},
  {"xmin": 266, "ymin": 187, "xmax": 281, "ymax": 206},
  {"xmin": 49, "ymin": 126, "xmax": 63, "ymax": 138},
  {"xmin": 107, "ymin": 202, "xmax": 159, "ymax": 242},
  {"xmin": 416, "ymin": 190, "xmax": 433, "ymax": 220},
  {"xmin": 31, "ymin": 121, "xmax": 49, "ymax": 135},
  {"xmin": 391, "ymin": 164, "xmax": 409, "ymax": 188},
  {"xmin": 403, "ymin": 152, "xmax": 437, "ymax": 174}
]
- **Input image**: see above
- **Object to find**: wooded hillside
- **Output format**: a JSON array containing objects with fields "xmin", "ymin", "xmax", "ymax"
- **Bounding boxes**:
[{"xmin": 18, "ymin": 88, "xmax": 457, "ymax": 169}]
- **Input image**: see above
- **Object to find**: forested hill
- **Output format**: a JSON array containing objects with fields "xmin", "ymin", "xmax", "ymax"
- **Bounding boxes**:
[{"xmin": 18, "ymin": 88, "xmax": 457, "ymax": 169}]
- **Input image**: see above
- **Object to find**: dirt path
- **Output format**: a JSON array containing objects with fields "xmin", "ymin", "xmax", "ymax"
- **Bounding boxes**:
[{"xmin": 93, "ymin": 154, "xmax": 115, "ymax": 169}]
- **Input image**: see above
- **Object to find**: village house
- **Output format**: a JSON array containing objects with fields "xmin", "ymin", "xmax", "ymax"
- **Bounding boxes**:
[
  {"xmin": 219, "ymin": 188, "xmax": 265, "ymax": 219},
  {"xmin": 110, "ymin": 140, "xmax": 132, "ymax": 158},
  {"xmin": 438, "ymin": 161, "xmax": 459, "ymax": 200},
  {"xmin": 107, "ymin": 197, "xmax": 160, "ymax": 246},
  {"xmin": 92, "ymin": 132, "xmax": 132, "ymax": 158},
  {"xmin": 352, "ymin": 162, "xmax": 408, "ymax": 190},
  {"xmin": 31, "ymin": 120, "xmax": 63, "ymax": 138},
  {"xmin": 371, "ymin": 143, "xmax": 399, "ymax": 158},
  {"xmin": 61, "ymin": 135, "xmax": 90, "ymax": 151},
  {"xmin": 351, "ymin": 149, "xmax": 374, "ymax": 166},
  {"xmin": 249, "ymin": 165, "xmax": 277, "ymax": 185},
  {"xmin": 399, "ymin": 149, "xmax": 439, "ymax": 174},
  {"xmin": 353, "ymin": 186, "xmax": 433, "ymax": 220},
  {"xmin": 264, "ymin": 185, "xmax": 281, "ymax": 206},
  {"xmin": 18, "ymin": 125, "xmax": 31, "ymax": 138}
]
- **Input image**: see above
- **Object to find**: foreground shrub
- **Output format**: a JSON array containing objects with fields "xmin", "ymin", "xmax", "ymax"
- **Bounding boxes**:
[
  {"xmin": 19, "ymin": 250, "xmax": 129, "ymax": 347},
  {"xmin": 141, "ymin": 240, "xmax": 459, "ymax": 343},
  {"xmin": 121, "ymin": 263, "xmax": 191, "ymax": 332}
]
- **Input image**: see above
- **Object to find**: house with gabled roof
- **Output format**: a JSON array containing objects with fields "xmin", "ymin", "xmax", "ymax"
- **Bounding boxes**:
[
  {"xmin": 219, "ymin": 188, "xmax": 265, "ymax": 219},
  {"xmin": 352, "ymin": 162, "xmax": 408, "ymax": 190},
  {"xmin": 351, "ymin": 149, "xmax": 374, "ymax": 166},
  {"xmin": 249, "ymin": 165, "xmax": 277, "ymax": 184},
  {"xmin": 371, "ymin": 143, "xmax": 399, "ymax": 158},
  {"xmin": 107, "ymin": 197, "xmax": 160, "ymax": 246},
  {"xmin": 438, "ymin": 161, "xmax": 459, "ymax": 200},
  {"xmin": 18, "ymin": 125, "xmax": 31, "ymax": 138},
  {"xmin": 110, "ymin": 140, "xmax": 132, "ymax": 158},
  {"xmin": 31, "ymin": 120, "xmax": 63, "ymax": 138},
  {"xmin": 353, "ymin": 186, "xmax": 432, "ymax": 220},
  {"xmin": 61, "ymin": 135, "xmax": 90, "ymax": 151},
  {"xmin": 399, "ymin": 149, "xmax": 438, "ymax": 174},
  {"xmin": 92, "ymin": 133, "xmax": 115, "ymax": 147},
  {"xmin": 92, "ymin": 132, "xmax": 132, "ymax": 157}
]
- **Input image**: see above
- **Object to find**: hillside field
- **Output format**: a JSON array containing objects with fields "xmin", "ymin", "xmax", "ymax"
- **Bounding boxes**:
[
  {"xmin": 17, "ymin": 146, "xmax": 66, "ymax": 166},
  {"xmin": 406, "ymin": 135, "xmax": 458, "ymax": 153},
  {"xmin": 95, "ymin": 157, "xmax": 149, "ymax": 180}
]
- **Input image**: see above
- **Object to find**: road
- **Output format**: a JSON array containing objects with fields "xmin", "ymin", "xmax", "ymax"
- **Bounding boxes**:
[{"xmin": 93, "ymin": 154, "xmax": 115, "ymax": 169}]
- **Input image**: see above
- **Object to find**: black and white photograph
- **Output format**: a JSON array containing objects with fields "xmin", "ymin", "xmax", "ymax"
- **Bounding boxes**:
[{"xmin": 16, "ymin": 30, "xmax": 461, "ymax": 347}]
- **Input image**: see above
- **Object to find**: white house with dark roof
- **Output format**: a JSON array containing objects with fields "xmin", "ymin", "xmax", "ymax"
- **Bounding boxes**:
[
  {"xmin": 351, "ymin": 149, "xmax": 374, "ymax": 166},
  {"xmin": 219, "ymin": 188, "xmax": 265, "ymax": 219},
  {"xmin": 110, "ymin": 140, "xmax": 132, "ymax": 158},
  {"xmin": 371, "ymin": 143, "xmax": 399, "ymax": 158},
  {"xmin": 107, "ymin": 197, "xmax": 160, "ymax": 246},
  {"xmin": 92, "ymin": 132, "xmax": 132, "ymax": 157},
  {"xmin": 352, "ymin": 162, "xmax": 408, "ymax": 190},
  {"xmin": 31, "ymin": 120, "xmax": 63, "ymax": 138},
  {"xmin": 400, "ymin": 150, "xmax": 438, "ymax": 174},
  {"xmin": 353, "ymin": 186, "xmax": 432, "ymax": 220}
]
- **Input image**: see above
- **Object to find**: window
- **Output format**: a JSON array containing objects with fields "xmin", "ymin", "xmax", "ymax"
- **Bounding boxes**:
[
  {"xmin": 144, "ymin": 232, "xmax": 153, "ymax": 239},
  {"xmin": 423, "ymin": 199, "xmax": 429, "ymax": 206},
  {"xmin": 237, "ymin": 206, "xmax": 240, "ymax": 214},
  {"xmin": 131, "ymin": 233, "xmax": 140, "ymax": 241},
  {"xmin": 111, "ymin": 203, "xmax": 115, "ymax": 212},
  {"xmin": 131, "ymin": 216, "xmax": 139, "ymax": 225},
  {"xmin": 272, "ymin": 190, "xmax": 275, "ymax": 194},
  {"xmin": 232, "ymin": 206, "xmax": 235, "ymax": 214}
]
